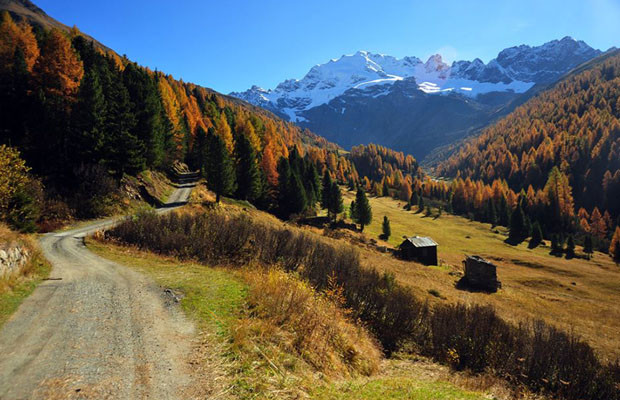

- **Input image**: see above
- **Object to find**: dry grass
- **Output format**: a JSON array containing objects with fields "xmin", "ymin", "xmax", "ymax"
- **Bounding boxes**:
[
  {"xmin": 339, "ymin": 190, "xmax": 620, "ymax": 362},
  {"xmin": 235, "ymin": 268, "xmax": 381, "ymax": 378},
  {"xmin": 0, "ymin": 223, "xmax": 51, "ymax": 327},
  {"xmin": 88, "ymin": 237, "xmax": 385, "ymax": 399}
]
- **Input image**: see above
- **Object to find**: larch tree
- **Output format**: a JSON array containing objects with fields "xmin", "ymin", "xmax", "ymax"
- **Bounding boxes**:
[
  {"xmin": 34, "ymin": 28, "xmax": 83, "ymax": 100},
  {"xmin": 610, "ymin": 227, "xmax": 620, "ymax": 264}
]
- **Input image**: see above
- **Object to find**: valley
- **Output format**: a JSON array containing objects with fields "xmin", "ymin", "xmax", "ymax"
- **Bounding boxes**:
[
  {"xmin": 339, "ymin": 189, "xmax": 620, "ymax": 361},
  {"xmin": 0, "ymin": 0, "xmax": 619, "ymax": 399}
]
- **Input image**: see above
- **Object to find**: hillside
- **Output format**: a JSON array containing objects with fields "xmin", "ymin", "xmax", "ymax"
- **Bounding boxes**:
[
  {"xmin": 0, "ymin": 4, "xmax": 346, "ymax": 230},
  {"xmin": 436, "ymin": 49, "xmax": 620, "ymax": 228}
]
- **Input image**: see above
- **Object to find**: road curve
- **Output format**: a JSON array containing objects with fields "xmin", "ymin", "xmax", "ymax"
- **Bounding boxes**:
[{"xmin": 0, "ymin": 177, "xmax": 197, "ymax": 399}]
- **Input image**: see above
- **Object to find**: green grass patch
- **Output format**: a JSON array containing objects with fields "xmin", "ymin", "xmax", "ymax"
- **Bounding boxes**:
[
  {"xmin": 86, "ymin": 239, "xmax": 246, "ymax": 336},
  {"xmin": 0, "ymin": 252, "xmax": 51, "ymax": 328},
  {"xmin": 311, "ymin": 377, "xmax": 485, "ymax": 400}
]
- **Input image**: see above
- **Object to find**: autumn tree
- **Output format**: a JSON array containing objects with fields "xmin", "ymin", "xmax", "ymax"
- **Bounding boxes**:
[
  {"xmin": 35, "ymin": 28, "xmax": 83, "ymax": 100},
  {"xmin": 610, "ymin": 227, "xmax": 620, "ymax": 264}
]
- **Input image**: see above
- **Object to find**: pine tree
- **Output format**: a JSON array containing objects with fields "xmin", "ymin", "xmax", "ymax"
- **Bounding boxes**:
[
  {"xmin": 234, "ymin": 133, "xmax": 262, "ymax": 203},
  {"xmin": 529, "ymin": 221, "xmax": 543, "ymax": 248},
  {"xmin": 353, "ymin": 187, "xmax": 372, "ymax": 231},
  {"xmin": 327, "ymin": 182, "xmax": 343, "ymax": 221},
  {"xmin": 206, "ymin": 132, "xmax": 236, "ymax": 203},
  {"xmin": 609, "ymin": 226, "xmax": 620, "ymax": 264},
  {"xmin": 71, "ymin": 67, "xmax": 106, "ymax": 165},
  {"xmin": 382, "ymin": 216, "xmax": 391, "ymax": 240},
  {"xmin": 487, "ymin": 198, "xmax": 498, "ymax": 226},
  {"xmin": 566, "ymin": 235, "xmax": 576, "ymax": 259},
  {"xmin": 417, "ymin": 196, "xmax": 424, "ymax": 213},
  {"xmin": 584, "ymin": 235, "xmax": 593, "ymax": 260},
  {"xmin": 349, "ymin": 200, "xmax": 356, "ymax": 220},
  {"xmin": 104, "ymin": 76, "xmax": 144, "ymax": 175},
  {"xmin": 122, "ymin": 63, "xmax": 166, "ymax": 168},
  {"xmin": 509, "ymin": 204, "xmax": 527, "ymax": 242},
  {"xmin": 277, "ymin": 157, "xmax": 306, "ymax": 218},
  {"xmin": 321, "ymin": 170, "xmax": 332, "ymax": 210},
  {"xmin": 382, "ymin": 179, "xmax": 390, "ymax": 197}
]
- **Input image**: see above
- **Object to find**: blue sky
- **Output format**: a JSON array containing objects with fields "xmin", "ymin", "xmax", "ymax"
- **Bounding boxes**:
[{"xmin": 36, "ymin": 0, "xmax": 620, "ymax": 93}]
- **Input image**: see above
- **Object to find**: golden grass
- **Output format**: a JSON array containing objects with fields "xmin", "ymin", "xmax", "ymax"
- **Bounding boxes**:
[
  {"xmin": 339, "ymin": 190, "xmax": 620, "ymax": 362},
  {"xmin": 0, "ymin": 224, "xmax": 52, "ymax": 327}
]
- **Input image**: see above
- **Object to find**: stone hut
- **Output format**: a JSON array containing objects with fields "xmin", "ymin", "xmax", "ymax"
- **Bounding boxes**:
[
  {"xmin": 462, "ymin": 255, "xmax": 501, "ymax": 292},
  {"xmin": 399, "ymin": 236, "xmax": 438, "ymax": 265}
]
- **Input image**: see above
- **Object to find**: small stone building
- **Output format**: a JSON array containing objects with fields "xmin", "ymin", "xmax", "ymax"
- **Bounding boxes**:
[
  {"xmin": 399, "ymin": 236, "xmax": 438, "ymax": 265},
  {"xmin": 462, "ymin": 255, "xmax": 501, "ymax": 292}
]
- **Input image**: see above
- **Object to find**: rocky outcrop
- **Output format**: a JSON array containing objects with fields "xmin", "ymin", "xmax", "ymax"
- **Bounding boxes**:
[{"xmin": 0, "ymin": 243, "xmax": 30, "ymax": 278}]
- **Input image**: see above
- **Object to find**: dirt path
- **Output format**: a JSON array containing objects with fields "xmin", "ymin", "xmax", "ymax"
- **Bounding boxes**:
[{"xmin": 0, "ymin": 178, "xmax": 198, "ymax": 399}]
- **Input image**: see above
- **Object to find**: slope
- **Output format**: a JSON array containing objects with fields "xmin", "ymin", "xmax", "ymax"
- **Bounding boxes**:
[{"xmin": 436, "ymin": 49, "xmax": 620, "ymax": 224}]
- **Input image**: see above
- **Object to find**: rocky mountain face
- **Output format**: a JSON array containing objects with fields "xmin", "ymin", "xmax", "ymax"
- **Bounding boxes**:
[{"xmin": 231, "ymin": 38, "xmax": 601, "ymax": 160}]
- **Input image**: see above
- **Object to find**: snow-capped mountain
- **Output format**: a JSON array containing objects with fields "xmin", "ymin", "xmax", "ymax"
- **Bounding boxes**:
[{"xmin": 230, "ymin": 37, "xmax": 601, "ymax": 159}]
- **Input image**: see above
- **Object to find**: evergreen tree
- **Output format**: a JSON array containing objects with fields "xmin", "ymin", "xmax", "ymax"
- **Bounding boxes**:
[
  {"xmin": 277, "ymin": 157, "xmax": 307, "ymax": 218},
  {"xmin": 382, "ymin": 216, "xmax": 391, "ymax": 239},
  {"xmin": 584, "ymin": 235, "xmax": 593, "ymax": 260},
  {"xmin": 487, "ymin": 199, "xmax": 497, "ymax": 226},
  {"xmin": 509, "ymin": 204, "xmax": 528, "ymax": 242},
  {"xmin": 410, "ymin": 191, "xmax": 418, "ymax": 210},
  {"xmin": 349, "ymin": 200, "xmax": 356, "ymax": 220},
  {"xmin": 353, "ymin": 187, "xmax": 372, "ymax": 231},
  {"xmin": 104, "ymin": 76, "xmax": 144, "ymax": 176},
  {"xmin": 417, "ymin": 196, "xmax": 424, "ymax": 213},
  {"xmin": 321, "ymin": 170, "xmax": 332, "ymax": 210},
  {"xmin": 327, "ymin": 182, "xmax": 343, "ymax": 221},
  {"xmin": 303, "ymin": 161, "xmax": 321, "ymax": 208},
  {"xmin": 382, "ymin": 179, "xmax": 390, "ymax": 197},
  {"xmin": 71, "ymin": 67, "xmax": 106, "ymax": 166},
  {"xmin": 289, "ymin": 172, "xmax": 308, "ymax": 217},
  {"xmin": 566, "ymin": 235, "xmax": 576, "ymax": 258},
  {"xmin": 123, "ymin": 63, "xmax": 166, "ymax": 168},
  {"xmin": 609, "ymin": 226, "xmax": 620, "ymax": 264},
  {"xmin": 234, "ymin": 133, "xmax": 262, "ymax": 203},
  {"xmin": 206, "ymin": 133, "xmax": 236, "ymax": 203},
  {"xmin": 529, "ymin": 221, "xmax": 543, "ymax": 248}
]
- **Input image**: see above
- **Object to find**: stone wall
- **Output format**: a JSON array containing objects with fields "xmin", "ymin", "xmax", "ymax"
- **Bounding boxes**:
[{"xmin": 0, "ymin": 243, "xmax": 30, "ymax": 278}]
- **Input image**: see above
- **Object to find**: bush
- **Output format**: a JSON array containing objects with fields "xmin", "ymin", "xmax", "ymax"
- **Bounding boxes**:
[{"xmin": 106, "ymin": 209, "xmax": 620, "ymax": 400}]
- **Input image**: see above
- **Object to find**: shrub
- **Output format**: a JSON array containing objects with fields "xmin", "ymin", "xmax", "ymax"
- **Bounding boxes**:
[{"xmin": 106, "ymin": 209, "xmax": 620, "ymax": 400}]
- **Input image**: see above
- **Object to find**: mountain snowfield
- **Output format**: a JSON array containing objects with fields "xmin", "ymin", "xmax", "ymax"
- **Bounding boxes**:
[{"xmin": 231, "ymin": 37, "xmax": 599, "ymax": 123}]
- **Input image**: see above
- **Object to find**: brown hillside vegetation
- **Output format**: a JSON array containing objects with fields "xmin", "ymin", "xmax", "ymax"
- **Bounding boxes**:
[
  {"xmin": 340, "ymin": 189, "xmax": 620, "ymax": 362},
  {"xmin": 436, "ymin": 50, "xmax": 620, "ymax": 222},
  {"xmin": 102, "ymin": 190, "xmax": 619, "ymax": 400}
]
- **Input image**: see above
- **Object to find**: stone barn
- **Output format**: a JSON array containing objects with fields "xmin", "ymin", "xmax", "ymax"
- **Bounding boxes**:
[
  {"xmin": 399, "ymin": 236, "xmax": 438, "ymax": 265},
  {"xmin": 461, "ymin": 255, "xmax": 501, "ymax": 292}
]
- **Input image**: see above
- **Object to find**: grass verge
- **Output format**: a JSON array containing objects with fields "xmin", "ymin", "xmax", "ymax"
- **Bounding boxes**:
[
  {"xmin": 0, "ymin": 243, "xmax": 51, "ymax": 328},
  {"xmin": 86, "ymin": 237, "xmax": 490, "ymax": 400}
]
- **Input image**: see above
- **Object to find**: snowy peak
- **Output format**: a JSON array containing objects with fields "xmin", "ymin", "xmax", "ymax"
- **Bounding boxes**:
[{"xmin": 230, "ymin": 38, "xmax": 601, "ymax": 122}]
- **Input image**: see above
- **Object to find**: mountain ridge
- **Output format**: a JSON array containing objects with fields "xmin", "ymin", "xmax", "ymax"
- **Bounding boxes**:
[{"xmin": 231, "ymin": 38, "xmax": 602, "ymax": 160}]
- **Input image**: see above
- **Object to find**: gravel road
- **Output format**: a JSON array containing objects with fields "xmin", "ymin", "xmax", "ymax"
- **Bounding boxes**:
[{"xmin": 0, "ymin": 178, "xmax": 198, "ymax": 399}]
